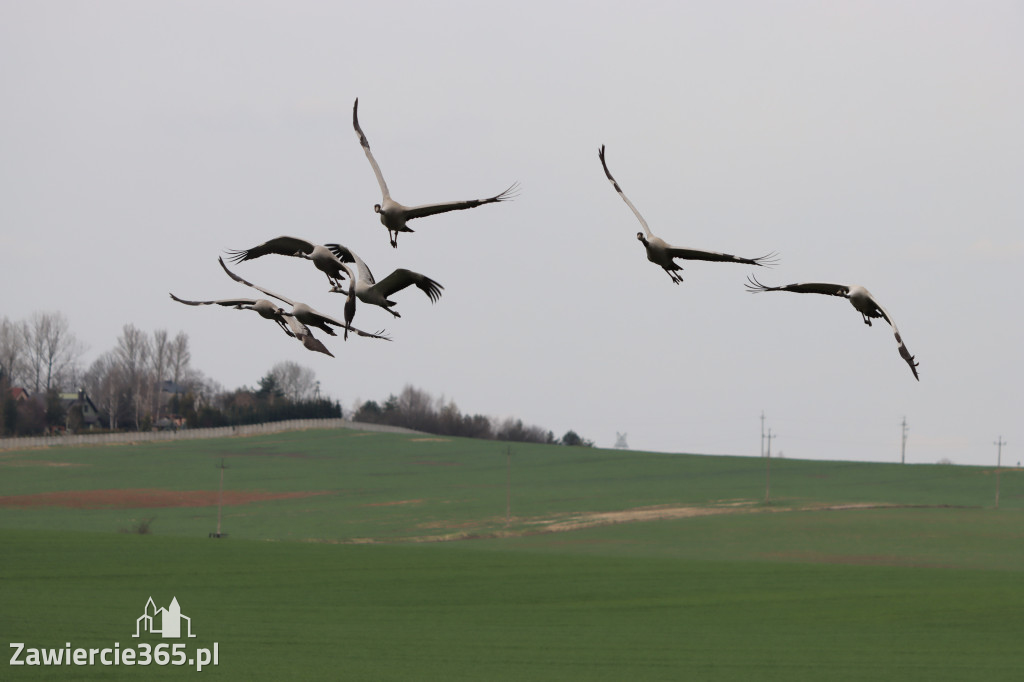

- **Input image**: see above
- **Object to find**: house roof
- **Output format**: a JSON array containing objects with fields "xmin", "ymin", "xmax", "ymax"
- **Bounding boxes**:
[{"xmin": 58, "ymin": 391, "xmax": 100, "ymax": 421}]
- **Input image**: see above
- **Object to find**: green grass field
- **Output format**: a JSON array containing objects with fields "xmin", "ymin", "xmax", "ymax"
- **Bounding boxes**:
[{"xmin": 2, "ymin": 428, "xmax": 1023, "ymax": 680}]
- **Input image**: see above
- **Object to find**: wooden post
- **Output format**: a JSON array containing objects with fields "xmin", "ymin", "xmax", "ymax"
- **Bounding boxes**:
[
  {"xmin": 216, "ymin": 458, "xmax": 226, "ymax": 536},
  {"xmin": 765, "ymin": 429, "xmax": 772, "ymax": 503},
  {"xmin": 505, "ymin": 446, "xmax": 511, "ymax": 526}
]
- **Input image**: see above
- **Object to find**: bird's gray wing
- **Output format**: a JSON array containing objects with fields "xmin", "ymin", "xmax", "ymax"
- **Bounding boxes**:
[
  {"xmin": 745, "ymin": 275, "xmax": 850, "ymax": 297},
  {"xmin": 225, "ymin": 236, "xmax": 315, "ymax": 264},
  {"xmin": 300, "ymin": 335, "xmax": 334, "ymax": 357},
  {"xmin": 301, "ymin": 306, "xmax": 347, "ymax": 330},
  {"xmin": 169, "ymin": 293, "xmax": 258, "ymax": 308},
  {"xmin": 401, "ymin": 182, "xmax": 519, "ymax": 221},
  {"xmin": 865, "ymin": 293, "xmax": 920, "ymax": 381},
  {"xmin": 598, "ymin": 145, "xmax": 653, "ymax": 239},
  {"xmin": 374, "ymin": 269, "xmax": 444, "ymax": 303},
  {"xmin": 353, "ymin": 98, "xmax": 390, "ymax": 200},
  {"xmin": 295, "ymin": 305, "xmax": 391, "ymax": 341},
  {"xmin": 349, "ymin": 327, "xmax": 392, "ymax": 341},
  {"xmin": 284, "ymin": 314, "xmax": 308, "ymax": 337},
  {"xmin": 217, "ymin": 257, "xmax": 297, "ymax": 306},
  {"xmin": 284, "ymin": 316, "xmax": 335, "ymax": 357},
  {"xmin": 666, "ymin": 247, "xmax": 780, "ymax": 267},
  {"xmin": 326, "ymin": 243, "xmax": 376, "ymax": 285}
]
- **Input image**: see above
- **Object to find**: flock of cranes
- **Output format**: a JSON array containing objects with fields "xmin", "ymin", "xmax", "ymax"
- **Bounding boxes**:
[
  {"xmin": 169, "ymin": 98, "xmax": 513, "ymax": 357},
  {"xmin": 171, "ymin": 98, "xmax": 919, "ymax": 380}
]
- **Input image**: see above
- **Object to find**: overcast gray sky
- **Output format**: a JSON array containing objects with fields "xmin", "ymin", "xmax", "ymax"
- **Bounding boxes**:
[{"xmin": 2, "ymin": 2, "xmax": 1021, "ymax": 466}]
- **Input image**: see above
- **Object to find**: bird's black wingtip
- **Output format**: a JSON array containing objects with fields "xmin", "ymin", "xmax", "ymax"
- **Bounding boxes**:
[
  {"xmin": 744, "ymin": 273, "xmax": 769, "ymax": 293},
  {"xmin": 753, "ymin": 251, "xmax": 782, "ymax": 268},
  {"xmin": 223, "ymin": 250, "xmax": 248, "ymax": 265},
  {"xmin": 495, "ymin": 181, "xmax": 521, "ymax": 201}
]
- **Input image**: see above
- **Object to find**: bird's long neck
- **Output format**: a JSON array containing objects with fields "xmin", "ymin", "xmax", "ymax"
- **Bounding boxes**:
[{"xmin": 343, "ymin": 288, "xmax": 357, "ymax": 340}]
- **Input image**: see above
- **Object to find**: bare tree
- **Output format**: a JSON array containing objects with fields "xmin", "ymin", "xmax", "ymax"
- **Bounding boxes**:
[
  {"xmin": 495, "ymin": 417, "xmax": 552, "ymax": 444},
  {"xmin": 0, "ymin": 316, "xmax": 27, "ymax": 387},
  {"xmin": 169, "ymin": 331, "xmax": 191, "ymax": 386},
  {"xmin": 184, "ymin": 368, "xmax": 221, "ymax": 411},
  {"xmin": 20, "ymin": 316, "xmax": 46, "ymax": 393},
  {"xmin": 84, "ymin": 351, "xmax": 127, "ymax": 430},
  {"xmin": 20, "ymin": 312, "xmax": 85, "ymax": 393},
  {"xmin": 269, "ymin": 361, "xmax": 317, "ymax": 402},
  {"xmin": 149, "ymin": 329, "xmax": 171, "ymax": 420},
  {"xmin": 396, "ymin": 385, "xmax": 435, "ymax": 431},
  {"xmin": 115, "ymin": 324, "xmax": 151, "ymax": 430}
]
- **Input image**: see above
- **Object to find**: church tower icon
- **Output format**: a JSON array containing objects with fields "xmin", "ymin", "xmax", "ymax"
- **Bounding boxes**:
[{"xmin": 133, "ymin": 597, "xmax": 196, "ymax": 638}]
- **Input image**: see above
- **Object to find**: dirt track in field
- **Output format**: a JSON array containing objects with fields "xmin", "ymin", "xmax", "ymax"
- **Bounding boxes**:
[
  {"xmin": 390, "ymin": 501, "xmax": 892, "ymax": 544},
  {"xmin": 0, "ymin": 488, "xmax": 334, "ymax": 509}
]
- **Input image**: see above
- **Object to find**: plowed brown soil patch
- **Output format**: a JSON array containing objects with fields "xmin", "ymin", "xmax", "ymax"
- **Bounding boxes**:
[
  {"xmin": 0, "ymin": 489, "xmax": 333, "ymax": 509},
  {"xmin": 1, "ymin": 460, "xmax": 84, "ymax": 467}
]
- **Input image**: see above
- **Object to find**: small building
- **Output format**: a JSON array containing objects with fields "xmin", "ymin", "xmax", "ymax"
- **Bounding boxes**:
[{"xmin": 59, "ymin": 389, "xmax": 101, "ymax": 430}]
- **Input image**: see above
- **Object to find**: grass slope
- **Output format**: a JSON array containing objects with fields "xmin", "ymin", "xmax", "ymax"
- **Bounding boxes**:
[
  {"xmin": 3, "ymin": 528, "xmax": 1023, "ymax": 681},
  {"xmin": 0, "ymin": 428, "xmax": 1019, "ymax": 542},
  {"xmin": 2, "ymin": 429, "xmax": 1023, "ymax": 680}
]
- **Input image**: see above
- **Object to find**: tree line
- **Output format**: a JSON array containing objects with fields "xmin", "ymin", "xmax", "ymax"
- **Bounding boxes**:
[
  {"xmin": 352, "ymin": 385, "xmax": 593, "ymax": 447},
  {"xmin": 1, "ymin": 312, "xmax": 591, "ymax": 446},
  {"xmin": 0, "ymin": 312, "xmax": 337, "ymax": 436}
]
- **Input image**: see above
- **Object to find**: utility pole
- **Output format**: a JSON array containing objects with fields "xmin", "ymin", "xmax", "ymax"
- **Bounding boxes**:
[
  {"xmin": 994, "ymin": 436, "xmax": 1006, "ymax": 509},
  {"xmin": 900, "ymin": 417, "xmax": 908, "ymax": 464},
  {"xmin": 761, "ymin": 411, "xmax": 766, "ymax": 458},
  {"xmin": 765, "ymin": 428, "xmax": 775, "ymax": 503}
]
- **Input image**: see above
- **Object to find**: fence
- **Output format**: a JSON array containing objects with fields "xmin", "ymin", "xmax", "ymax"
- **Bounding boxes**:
[{"xmin": 0, "ymin": 419, "xmax": 424, "ymax": 452}]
